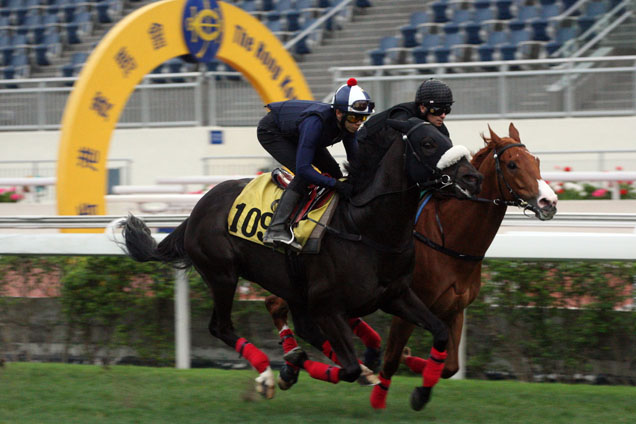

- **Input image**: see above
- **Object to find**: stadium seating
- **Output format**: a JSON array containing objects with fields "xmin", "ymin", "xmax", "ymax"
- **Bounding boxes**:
[{"xmin": 367, "ymin": 0, "xmax": 621, "ymax": 68}]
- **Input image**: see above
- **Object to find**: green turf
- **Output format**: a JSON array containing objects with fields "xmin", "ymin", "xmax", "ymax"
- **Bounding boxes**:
[{"xmin": 1, "ymin": 362, "xmax": 634, "ymax": 423}]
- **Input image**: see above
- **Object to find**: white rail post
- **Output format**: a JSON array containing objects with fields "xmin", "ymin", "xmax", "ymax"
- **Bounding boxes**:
[{"xmin": 175, "ymin": 268, "xmax": 191, "ymax": 369}]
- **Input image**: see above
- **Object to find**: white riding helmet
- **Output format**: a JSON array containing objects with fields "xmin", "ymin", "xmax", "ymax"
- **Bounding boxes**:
[{"xmin": 331, "ymin": 77, "xmax": 375, "ymax": 115}]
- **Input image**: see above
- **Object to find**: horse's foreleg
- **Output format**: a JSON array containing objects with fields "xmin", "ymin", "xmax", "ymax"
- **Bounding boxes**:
[
  {"xmin": 441, "ymin": 311, "xmax": 464, "ymax": 379},
  {"xmin": 381, "ymin": 288, "xmax": 449, "ymax": 411},
  {"xmin": 312, "ymin": 313, "xmax": 361, "ymax": 383},
  {"xmin": 370, "ymin": 316, "xmax": 415, "ymax": 409},
  {"xmin": 200, "ymin": 265, "xmax": 275, "ymax": 399}
]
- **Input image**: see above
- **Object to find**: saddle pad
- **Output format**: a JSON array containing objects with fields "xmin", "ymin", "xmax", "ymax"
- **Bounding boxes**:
[{"xmin": 227, "ymin": 173, "xmax": 337, "ymax": 251}]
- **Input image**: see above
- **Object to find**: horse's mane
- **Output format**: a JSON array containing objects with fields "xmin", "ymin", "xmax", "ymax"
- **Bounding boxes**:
[
  {"xmin": 345, "ymin": 126, "xmax": 399, "ymax": 193},
  {"xmin": 471, "ymin": 134, "xmax": 515, "ymax": 169}
]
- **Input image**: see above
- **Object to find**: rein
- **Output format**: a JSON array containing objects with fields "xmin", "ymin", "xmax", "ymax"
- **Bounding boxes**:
[
  {"xmin": 413, "ymin": 142, "xmax": 537, "ymax": 262},
  {"xmin": 308, "ymin": 131, "xmax": 457, "ymax": 254}
]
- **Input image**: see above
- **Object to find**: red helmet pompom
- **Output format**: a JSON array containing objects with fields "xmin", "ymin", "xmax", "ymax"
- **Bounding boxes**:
[{"xmin": 347, "ymin": 77, "xmax": 357, "ymax": 87}]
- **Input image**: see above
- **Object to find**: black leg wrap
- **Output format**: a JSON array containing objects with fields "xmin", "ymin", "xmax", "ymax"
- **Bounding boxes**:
[
  {"xmin": 278, "ymin": 363, "xmax": 299, "ymax": 390},
  {"xmin": 410, "ymin": 386, "xmax": 432, "ymax": 411}
]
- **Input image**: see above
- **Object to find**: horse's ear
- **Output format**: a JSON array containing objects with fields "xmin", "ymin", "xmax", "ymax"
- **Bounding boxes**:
[
  {"xmin": 488, "ymin": 125, "xmax": 501, "ymax": 143},
  {"xmin": 509, "ymin": 123, "xmax": 521, "ymax": 142},
  {"xmin": 386, "ymin": 118, "xmax": 411, "ymax": 135}
]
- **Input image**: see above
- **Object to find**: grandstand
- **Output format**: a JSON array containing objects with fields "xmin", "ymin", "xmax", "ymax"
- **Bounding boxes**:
[{"xmin": 0, "ymin": 0, "xmax": 635, "ymax": 126}]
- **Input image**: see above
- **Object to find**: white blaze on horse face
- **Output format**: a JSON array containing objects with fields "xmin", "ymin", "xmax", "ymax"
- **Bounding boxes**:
[{"xmin": 537, "ymin": 179, "xmax": 558, "ymax": 208}]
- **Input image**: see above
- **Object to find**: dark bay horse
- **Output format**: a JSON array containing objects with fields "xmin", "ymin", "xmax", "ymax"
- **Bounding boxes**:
[
  {"xmin": 265, "ymin": 123, "xmax": 558, "ymax": 410},
  {"xmin": 119, "ymin": 118, "xmax": 482, "ymax": 399}
]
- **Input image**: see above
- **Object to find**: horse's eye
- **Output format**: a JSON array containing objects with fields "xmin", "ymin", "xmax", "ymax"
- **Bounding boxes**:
[
  {"xmin": 422, "ymin": 141, "xmax": 434, "ymax": 149},
  {"xmin": 507, "ymin": 161, "xmax": 517, "ymax": 170}
]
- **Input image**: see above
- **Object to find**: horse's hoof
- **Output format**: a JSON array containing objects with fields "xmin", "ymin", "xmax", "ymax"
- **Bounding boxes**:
[
  {"xmin": 278, "ymin": 363, "xmax": 299, "ymax": 391},
  {"xmin": 401, "ymin": 347, "xmax": 412, "ymax": 363},
  {"xmin": 363, "ymin": 347, "xmax": 382, "ymax": 372},
  {"xmin": 410, "ymin": 386, "xmax": 432, "ymax": 411},
  {"xmin": 357, "ymin": 364, "xmax": 380, "ymax": 386},
  {"xmin": 255, "ymin": 366, "xmax": 276, "ymax": 399},
  {"xmin": 283, "ymin": 347, "xmax": 308, "ymax": 368}
]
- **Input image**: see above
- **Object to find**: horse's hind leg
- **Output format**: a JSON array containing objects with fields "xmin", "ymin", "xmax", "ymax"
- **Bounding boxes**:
[
  {"xmin": 198, "ymin": 264, "xmax": 275, "ymax": 399},
  {"xmin": 381, "ymin": 288, "xmax": 449, "ymax": 411}
]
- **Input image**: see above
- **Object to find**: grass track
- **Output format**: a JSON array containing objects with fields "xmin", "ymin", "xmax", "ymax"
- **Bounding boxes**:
[{"xmin": 1, "ymin": 362, "xmax": 635, "ymax": 423}]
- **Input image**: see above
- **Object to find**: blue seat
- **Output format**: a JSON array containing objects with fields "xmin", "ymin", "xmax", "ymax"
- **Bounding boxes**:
[
  {"xmin": 430, "ymin": 1, "xmax": 449, "ymax": 23},
  {"xmin": 261, "ymin": 0, "xmax": 275, "ymax": 11},
  {"xmin": 474, "ymin": 2, "xmax": 495, "ymax": 23},
  {"xmin": 517, "ymin": 2, "xmax": 539, "ymax": 22},
  {"xmin": 61, "ymin": 51, "xmax": 88, "ymax": 77},
  {"xmin": 578, "ymin": 0, "xmax": 608, "ymax": 33},
  {"xmin": 509, "ymin": 22, "xmax": 531, "ymax": 44},
  {"xmin": 414, "ymin": 26, "xmax": 443, "ymax": 64},
  {"xmin": 400, "ymin": 11, "xmax": 430, "ymax": 48},
  {"xmin": 539, "ymin": 0, "xmax": 561, "ymax": 20},
  {"xmin": 499, "ymin": 44, "xmax": 517, "ymax": 60},
  {"xmin": 3, "ymin": 49, "xmax": 30, "ymax": 80},
  {"xmin": 546, "ymin": 18, "xmax": 578, "ymax": 55},
  {"xmin": 33, "ymin": 28, "xmax": 62, "ymax": 66},
  {"xmin": 368, "ymin": 35, "xmax": 399, "ymax": 66},
  {"xmin": 450, "ymin": 2, "xmax": 473, "ymax": 24},
  {"xmin": 433, "ymin": 46, "xmax": 451, "ymax": 63},
  {"xmin": 65, "ymin": 10, "xmax": 92, "ymax": 44},
  {"xmin": 463, "ymin": 22, "xmax": 483, "ymax": 44},
  {"xmin": 1, "ymin": 34, "xmax": 28, "ymax": 66},
  {"xmin": 441, "ymin": 23, "xmax": 464, "ymax": 47},
  {"xmin": 494, "ymin": 0, "xmax": 513, "ymax": 19}
]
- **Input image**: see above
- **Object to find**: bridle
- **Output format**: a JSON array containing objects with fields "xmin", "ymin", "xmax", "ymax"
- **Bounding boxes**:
[
  {"xmin": 466, "ymin": 142, "xmax": 542, "ymax": 217},
  {"xmin": 309, "ymin": 131, "xmax": 462, "ymax": 254},
  {"xmin": 414, "ymin": 142, "xmax": 542, "ymax": 261}
]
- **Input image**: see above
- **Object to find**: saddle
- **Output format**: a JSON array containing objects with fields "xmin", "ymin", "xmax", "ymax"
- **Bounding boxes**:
[
  {"xmin": 227, "ymin": 168, "xmax": 339, "ymax": 253},
  {"xmin": 271, "ymin": 167, "xmax": 335, "ymax": 225}
]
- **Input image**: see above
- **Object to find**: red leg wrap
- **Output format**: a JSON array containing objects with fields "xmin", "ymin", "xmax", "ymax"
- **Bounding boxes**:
[
  {"xmin": 422, "ymin": 347, "xmax": 447, "ymax": 388},
  {"xmin": 348, "ymin": 318, "xmax": 381, "ymax": 349},
  {"xmin": 404, "ymin": 355, "xmax": 427, "ymax": 374},
  {"xmin": 370, "ymin": 373, "xmax": 391, "ymax": 409},
  {"xmin": 279, "ymin": 328, "xmax": 298, "ymax": 354},
  {"xmin": 321, "ymin": 340, "xmax": 341, "ymax": 365},
  {"xmin": 235, "ymin": 338, "xmax": 270, "ymax": 374},
  {"xmin": 304, "ymin": 360, "xmax": 340, "ymax": 384}
]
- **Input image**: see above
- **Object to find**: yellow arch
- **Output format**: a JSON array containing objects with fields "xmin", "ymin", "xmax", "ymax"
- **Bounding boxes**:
[{"xmin": 57, "ymin": 0, "xmax": 313, "ymax": 232}]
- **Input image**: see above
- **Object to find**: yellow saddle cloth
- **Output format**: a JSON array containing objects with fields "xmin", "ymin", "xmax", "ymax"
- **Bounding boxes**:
[{"xmin": 227, "ymin": 173, "xmax": 338, "ymax": 252}]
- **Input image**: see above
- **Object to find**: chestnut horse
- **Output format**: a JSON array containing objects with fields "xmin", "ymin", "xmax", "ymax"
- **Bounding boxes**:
[
  {"xmin": 265, "ymin": 123, "xmax": 558, "ymax": 410},
  {"xmin": 119, "ymin": 118, "xmax": 482, "ymax": 400}
]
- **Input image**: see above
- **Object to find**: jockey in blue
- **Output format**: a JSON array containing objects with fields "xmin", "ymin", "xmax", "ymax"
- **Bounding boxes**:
[{"xmin": 257, "ymin": 78, "xmax": 374, "ymax": 248}]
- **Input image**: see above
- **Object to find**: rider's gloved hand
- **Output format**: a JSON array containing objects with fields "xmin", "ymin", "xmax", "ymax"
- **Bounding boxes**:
[{"xmin": 334, "ymin": 181, "xmax": 354, "ymax": 199}]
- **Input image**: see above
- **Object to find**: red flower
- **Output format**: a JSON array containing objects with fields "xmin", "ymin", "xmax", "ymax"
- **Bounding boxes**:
[
  {"xmin": 563, "ymin": 166, "xmax": 572, "ymax": 172},
  {"xmin": 616, "ymin": 166, "xmax": 623, "ymax": 171},
  {"xmin": 620, "ymin": 189, "xmax": 628, "ymax": 195}
]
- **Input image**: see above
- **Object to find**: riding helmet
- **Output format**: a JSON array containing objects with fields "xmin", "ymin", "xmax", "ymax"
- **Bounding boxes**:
[
  {"xmin": 332, "ymin": 78, "xmax": 375, "ymax": 115},
  {"xmin": 415, "ymin": 78, "xmax": 454, "ymax": 106}
]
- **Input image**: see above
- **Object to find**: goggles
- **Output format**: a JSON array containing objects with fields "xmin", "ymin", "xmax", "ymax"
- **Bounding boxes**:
[
  {"xmin": 345, "ymin": 113, "xmax": 368, "ymax": 123},
  {"xmin": 350, "ymin": 100, "xmax": 375, "ymax": 113},
  {"xmin": 428, "ymin": 104, "xmax": 452, "ymax": 116}
]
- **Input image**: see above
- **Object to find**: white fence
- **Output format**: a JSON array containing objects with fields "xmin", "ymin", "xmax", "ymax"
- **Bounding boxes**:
[{"xmin": 1, "ymin": 214, "xmax": 636, "ymax": 373}]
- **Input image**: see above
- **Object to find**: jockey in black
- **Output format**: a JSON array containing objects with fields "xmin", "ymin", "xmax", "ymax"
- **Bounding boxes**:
[
  {"xmin": 359, "ymin": 78, "xmax": 454, "ymax": 141},
  {"xmin": 257, "ymin": 78, "xmax": 374, "ymax": 248}
]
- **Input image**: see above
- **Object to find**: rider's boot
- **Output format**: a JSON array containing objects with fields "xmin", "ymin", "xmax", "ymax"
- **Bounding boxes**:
[{"xmin": 263, "ymin": 189, "xmax": 301, "ymax": 249}]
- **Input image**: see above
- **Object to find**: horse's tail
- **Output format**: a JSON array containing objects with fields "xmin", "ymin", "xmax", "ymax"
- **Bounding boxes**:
[{"xmin": 122, "ymin": 214, "xmax": 192, "ymax": 269}]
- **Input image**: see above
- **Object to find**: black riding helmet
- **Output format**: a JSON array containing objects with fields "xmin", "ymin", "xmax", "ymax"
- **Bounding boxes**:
[{"xmin": 415, "ymin": 78, "xmax": 454, "ymax": 106}]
